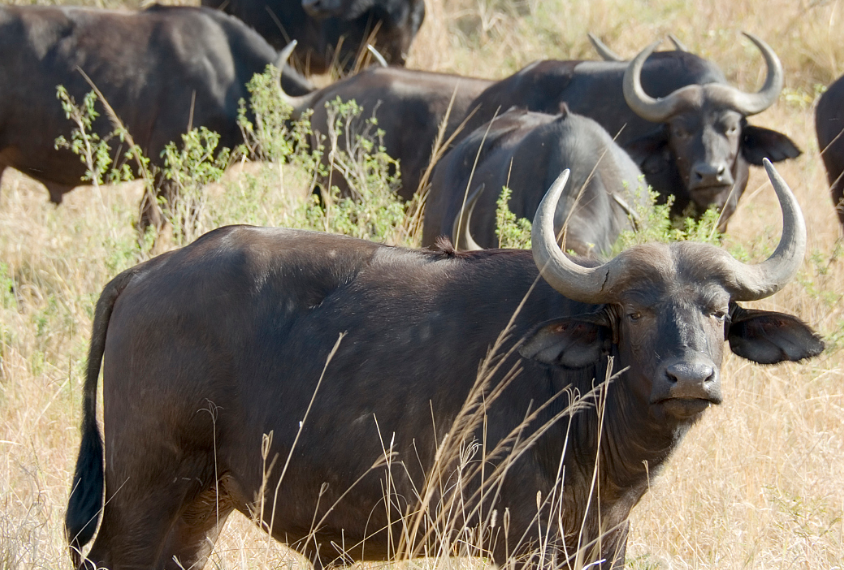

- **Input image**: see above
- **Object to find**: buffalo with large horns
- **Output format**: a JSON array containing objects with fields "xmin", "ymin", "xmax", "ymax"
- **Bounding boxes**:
[
  {"xmin": 459, "ymin": 34, "xmax": 801, "ymax": 230},
  {"xmin": 66, "ymin": 162, "xmax": 822, "ymax": 569}
]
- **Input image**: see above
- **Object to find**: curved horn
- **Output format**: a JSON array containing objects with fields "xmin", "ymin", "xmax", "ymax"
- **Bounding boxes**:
[
  {"xmin": 531, "ymin": 170, "xmax": 625, "ymax": 303},
  {"xmin": 667, "ymin": 33, "xmax": 688, "ymax": 52},
  {"xmin": 587, "ymin": 32, "xmax": 624, "ymax": 62},
  {"xmin": 275, "ymin": 40, "xmax": 322, "ymax": 118},
  {"xmin": 366, "ymin": 44, "xmax": 388, "ymax": 68},
  {"xmin": 705, "ymin": 32, "xmax": 783, "ymax": 116},
  {"xmin": 453, "ymin": 184, "xmax": 484, "ymax": 251},
  {"xmin": 623, "ymin": 40, "xmax": 689, "ymax": 122},
  {"xmin": 716, "ymin": 159, "xmax": 805, "ymax": 300},
  {"xmin": 532, "ymin": 162, "xmax": 806, "ymax": 304}
]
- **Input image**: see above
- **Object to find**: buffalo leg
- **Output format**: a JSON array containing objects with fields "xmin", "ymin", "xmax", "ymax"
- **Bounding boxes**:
[
  {"xmin": 43, "ymin": 180, "xmax": 72, "ymax": 204},
  {"xmin": 157, "ymin": 480, "xmax": 236, "ymax": 570},
  {"xmin": 83, "ymin": 483, "xmax": 194, "ymax": 569},
  {"xmin": 83, "ymin": 459, "xmax": 220, "ymax": 569},
  {"xmin": 137, "ymin": 178, "xmax": 166, "ymax": 234}
]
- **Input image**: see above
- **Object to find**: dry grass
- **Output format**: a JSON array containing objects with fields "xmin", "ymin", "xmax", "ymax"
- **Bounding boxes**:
[{"xmin": 2, "ymin": 0, "xmax": 844, "ymax": 568}]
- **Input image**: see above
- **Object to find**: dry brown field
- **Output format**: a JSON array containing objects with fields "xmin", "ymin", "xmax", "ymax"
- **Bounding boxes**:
[{"xmin": 1, "ymin": 0, "xmax": 843, "ymax": 568}]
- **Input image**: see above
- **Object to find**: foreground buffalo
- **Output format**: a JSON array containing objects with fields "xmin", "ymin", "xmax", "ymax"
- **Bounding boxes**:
[
  {"xmin": 65, "ymin": 161, "xmax": 822, "ymax": 569},
  {"xmin": 0, "ymin": 4, "xmax": 311, "ymax": 209},
  {"xmin": 278, "ymin": 55, "xmax": 492, "ymax": 199},
  {"xmin": 423, "ymin": 106, "xmax": 647, "ymax": 254},
  {"xmin": 815, "ymin": 73, "xmax": 844, "ymax": 228},
  {"xmin": 459, "ymin": 34, "xmax": 801, "ymax": 229},
  {"xmin": 202, "ymin": 0, "xmax": 424, "ymax": 74}
]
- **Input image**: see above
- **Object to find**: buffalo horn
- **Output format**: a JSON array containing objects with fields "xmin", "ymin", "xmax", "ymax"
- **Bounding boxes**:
[
  {"xmin": 704, "ymin": 32, "xmax": 783, "ymax": 116},
  {"xmin": 453, "ymin": 184, "xmax": 484, "ymax": 251},
  {"xmin": 667, "ymin": 33, "xmax": 688, "ymax": 52},
  {"xmin": 531, "ymin": 162, "xmax": 805, "ymax": 304},
  {"xmin": 622, "ymin": 40, "xmax": 689, "ymax": 123},
  {"xmin": 275, "ymin": 40, "xmax": 322, "ymax": 118},
  {"xmin": 587, "ymin": 33, "xmax": 624, "ymax": 62},
  {"xmin": 624, "ymin": 33, "xmax": 783, "ymax": 123},
  {"xmin": 531, "ymin": 170, "xmax": 632, "ymax": 303},
  {"xmin": 366, "ymin": 44, "xmax": 389, "ymax": 68},
  {"xmin": 716, "ymin": 159, "xmax": 806, "ymax": 300}
]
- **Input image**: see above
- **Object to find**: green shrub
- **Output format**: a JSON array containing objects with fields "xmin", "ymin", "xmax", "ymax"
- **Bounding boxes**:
[{"xmin": 495, "ymin": 186, "xmax": 532, "ymax": 248}]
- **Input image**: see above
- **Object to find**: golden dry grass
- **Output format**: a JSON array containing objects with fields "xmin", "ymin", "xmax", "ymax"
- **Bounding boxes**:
[{"xmin": 1, "ymin": 0, "xmax": 843, "ymax": 568}]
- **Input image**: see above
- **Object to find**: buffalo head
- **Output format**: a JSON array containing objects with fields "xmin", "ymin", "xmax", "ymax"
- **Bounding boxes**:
[
  {"xmin": 623, "ymin": 34, "xmax": 800, "ymax": 220},
  {"xmin": 523, "ymin": 160, "xmax": 821, "ymax": 424}
]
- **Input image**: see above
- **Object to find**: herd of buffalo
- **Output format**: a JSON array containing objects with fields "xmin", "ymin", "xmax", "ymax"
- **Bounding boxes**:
[{"xmin": 0, "ymin": 1, "xmax": 829, "ymax": 568}]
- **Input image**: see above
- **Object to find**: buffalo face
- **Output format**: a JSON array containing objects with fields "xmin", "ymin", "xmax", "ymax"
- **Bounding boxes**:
[
  {"xmin": 667, "ymin": 107, "xmax": 742, "ymax": 210},
  {"xmin": 521, "ymin": 165, "xmax": 823, "ymax": 424},
  {"xmin": 623, "ymin": 34, "xmax": 800, "ymax": 222}
]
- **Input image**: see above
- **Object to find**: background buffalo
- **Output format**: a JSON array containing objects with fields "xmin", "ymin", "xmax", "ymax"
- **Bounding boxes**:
[
  {"xmin": 424, "ymin": 106, "xmax": 646, "ymax": 255},
  {"xmin": 457, "ymin": 35, "xmax": 801, "ymax": 230},
  {"xmin": 0, "ymin": 4, "xmax": 311, "ymax": 219},
  {"xmin": 815, "ymin": 73, "xmax": 844, "ymax": 228},
  {"xmin": 201, "ymin": 0, "xmax": 425, "ymax": 74}
]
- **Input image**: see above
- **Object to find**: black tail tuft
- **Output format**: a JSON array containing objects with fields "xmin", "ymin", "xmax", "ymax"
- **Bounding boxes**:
[{"xmin": 65, "ymin": 413, "xmax": 104, "ymax": 564}]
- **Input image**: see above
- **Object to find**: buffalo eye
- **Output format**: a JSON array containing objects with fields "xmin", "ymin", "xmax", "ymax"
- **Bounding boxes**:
[
  {"xmin": 709, "ymin": 309, "xmax": 727, "ymax": 322},
  {"xmin": 722, "ymin": 123, "xmax": 739, "ymax": 136},
  {"xmin": 628, "ymin": 311, "xmax": 642, "ymax": 322}
]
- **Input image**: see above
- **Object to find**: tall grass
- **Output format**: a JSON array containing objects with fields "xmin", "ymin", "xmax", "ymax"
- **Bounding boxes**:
[{"xmin": 1, "ymin": 0, "xmax": 843, "ymax": 568}]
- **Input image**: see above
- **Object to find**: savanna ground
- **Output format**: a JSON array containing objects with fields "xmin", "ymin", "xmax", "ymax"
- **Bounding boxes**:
[{"xmin": 1, "ymin": 0, "xmax": 843, "ymax": 568}]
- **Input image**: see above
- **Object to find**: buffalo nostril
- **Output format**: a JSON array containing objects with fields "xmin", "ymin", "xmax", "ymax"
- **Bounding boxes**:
[{"xmin": 666, "ymin": 363, "xmax": 715, "ymax": 386}]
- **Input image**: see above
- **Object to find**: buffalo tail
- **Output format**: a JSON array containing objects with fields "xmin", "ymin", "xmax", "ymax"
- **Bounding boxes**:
[{"xmin": 65, "ymin": 270, "xmax": 134, "ymax": 567}]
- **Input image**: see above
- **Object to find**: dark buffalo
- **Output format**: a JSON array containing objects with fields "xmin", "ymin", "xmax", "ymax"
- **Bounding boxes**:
[
  {"xmin": 423, "ymin": 106, "xmax": 647, "ymax": 255},
  {"xmin": 278, "ymin": 54, "xmax": 493, "ymax": 199},
  {"xmin": 459, "ymin": 34, "xmax": 801, "ymax": 229},
  {"xmin": 66, "ymin": 162, "xmax": 822, "ymax": 570},
  {"xmin": 201, "ymin": 0, "xmax": 425, "ymax": 74},
  {"xmin": 0, "ymin": 4, "xmax": 312, "ymax": 212},
  {"xmin": 815, "ymin": 73, "xmax": 844, "ymax": 228}
]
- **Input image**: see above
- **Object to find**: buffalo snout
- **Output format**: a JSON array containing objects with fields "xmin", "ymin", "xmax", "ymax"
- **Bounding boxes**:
[
  {"xmin": 691, "ymin": 161, "xmax": 731, "ymax": 186},
  {"xmin": 653, "ymin": 357, "xmax": 722, "ymax": 419}
]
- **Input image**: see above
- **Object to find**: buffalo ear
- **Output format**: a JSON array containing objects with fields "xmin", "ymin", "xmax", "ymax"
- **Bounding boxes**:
[
  {"xmin": 728, "ymin": 304, "xmax": 824, "ymax": 364},
  {"xmin": 741, "ymin": 125, "xmax": 801, "ymax": 165},
  {"xmin": 520, "ymin": 315, "xmax": 611, "ymax": 369}
]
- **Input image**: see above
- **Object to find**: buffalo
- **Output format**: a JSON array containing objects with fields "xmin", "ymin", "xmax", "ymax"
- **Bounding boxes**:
[
  {"xmin": 423, "ymin": 105, "xmax": 647, "ymax": 255},
  {"xmin": 0, "ymin": 4, "xmax": 312, "ymax": 219},
  {"xmin": 66, "ymin": 161, "xmax": 822, "ymax": 570},
  {"xmin": 814, "ymin": 73, "xmax": 844, "ymax": 228},
  {"xmin": 277, "ymin": 52, "xmax": 493, "ymax": 199},
  {"xmin": 459, "ymin": 34, "xmax": 801, "ymax": 230},
  {"xmin": 201, "ymin": 0, "xmax": 425, "ymax": 74}
]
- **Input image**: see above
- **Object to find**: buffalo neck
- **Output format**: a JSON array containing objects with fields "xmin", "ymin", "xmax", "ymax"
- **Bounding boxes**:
[{"xmin": 543, "ymin": 358, "xmax": 694, "ymax": 537}]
